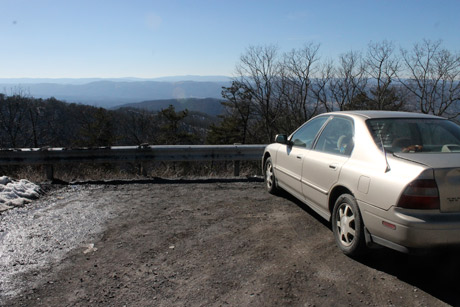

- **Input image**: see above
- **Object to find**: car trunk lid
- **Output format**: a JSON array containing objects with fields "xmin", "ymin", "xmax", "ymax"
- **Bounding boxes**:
[
  {"xmin": 393, "ymin": 153, "xmax": 460, "ymax": 168},
  {"xmin": 394, "ymin": 153, "xmax": 460, "ymax": 212}
]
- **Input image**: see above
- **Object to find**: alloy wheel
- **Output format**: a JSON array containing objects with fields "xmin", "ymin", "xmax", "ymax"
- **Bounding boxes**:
[
  {"xmin": 265, "ymin": 161, "xmax": 274, "ymax": 189},
  {"xmin": 336, "ymin": 203, "xmax": 356, "ymax": 247}
]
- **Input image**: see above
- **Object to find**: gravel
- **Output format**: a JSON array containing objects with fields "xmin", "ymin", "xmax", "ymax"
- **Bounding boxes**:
[{"xmin": 0, "ymin": 179, "xmax": 457, "ymax": 306}]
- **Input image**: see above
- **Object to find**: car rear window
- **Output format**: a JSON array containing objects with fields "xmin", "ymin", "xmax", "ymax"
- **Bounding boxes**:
[{"xmin": 366, "ymin": 118, "xmax": 460, "ymax": 153}]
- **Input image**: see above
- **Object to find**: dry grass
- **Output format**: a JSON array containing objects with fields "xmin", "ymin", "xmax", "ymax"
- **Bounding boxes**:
[{"xmin": 0, "ymin": 161, "xmax": 262, "ymax": 183}]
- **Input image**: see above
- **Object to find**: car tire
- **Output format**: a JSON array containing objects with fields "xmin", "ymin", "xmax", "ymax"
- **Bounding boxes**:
[
  {"xmin": 264, "ymin": 157, "xmax": 279, "ymax": 194},
  {"xmin": 332, "ymin": 194, "xmax": 366, "ymax": 257}
]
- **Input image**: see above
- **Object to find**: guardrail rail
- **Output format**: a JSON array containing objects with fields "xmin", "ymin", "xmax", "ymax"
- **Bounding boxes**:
[{"xmin": 0, "ymin": 144, "xmax": 267, "ymax": 180}]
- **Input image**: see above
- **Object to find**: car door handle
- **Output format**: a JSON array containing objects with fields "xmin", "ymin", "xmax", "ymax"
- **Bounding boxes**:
[
  {"xmin": 329, "ymin": 163, "xmax": 338, "ymax": 170},
  {"xmin": 296, "ymin": 155, "xmax": 303, "ymax": 159}
]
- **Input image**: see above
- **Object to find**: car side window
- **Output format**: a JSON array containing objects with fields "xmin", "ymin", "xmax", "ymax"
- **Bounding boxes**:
[
  {"xmin": 290, "ymin": 117, "xmax": 329, "ymax": 149},
  {"xmin": 314, "ymin": 117, "xmax": 354, "ymax": 156}
]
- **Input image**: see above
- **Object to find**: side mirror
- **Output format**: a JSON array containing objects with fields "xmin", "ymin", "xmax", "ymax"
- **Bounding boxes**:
[{"xmin": 275, "ymin": 134, "xmax": 290, "ymax": 145}]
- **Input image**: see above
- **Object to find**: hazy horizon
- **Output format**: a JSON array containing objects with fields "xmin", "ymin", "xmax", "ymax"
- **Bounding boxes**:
[{"xmin": 0, "ymin": 75, "xmax": 232, "ymax": 84}]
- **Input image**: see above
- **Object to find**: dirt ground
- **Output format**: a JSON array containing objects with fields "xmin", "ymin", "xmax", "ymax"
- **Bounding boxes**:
[{"xmin": 1, "ymin": 178, "xmax": 459, "ymax": 306}]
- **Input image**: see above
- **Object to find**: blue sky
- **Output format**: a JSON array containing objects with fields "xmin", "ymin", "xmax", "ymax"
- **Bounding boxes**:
[{"xmin": 1, "ymin": 0, "xmax": 459, "ymax": 78}]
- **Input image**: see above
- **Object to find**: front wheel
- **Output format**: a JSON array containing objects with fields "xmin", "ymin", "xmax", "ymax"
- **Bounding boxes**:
[
  {"xmin": 332, "ymin": 194, "xmax": 366, "ymax": 257},
  {"xmin": 264, "ymin": 157, "xmax": 279, "ymax": 194}
]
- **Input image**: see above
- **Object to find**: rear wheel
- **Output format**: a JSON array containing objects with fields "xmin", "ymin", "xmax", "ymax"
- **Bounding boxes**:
[
  {"xmin": 332, "ymin": 194, "xmax": 366, "ymax": 257},
  {"xmin": 264, "ymin": 157, "xmax": 279, "ymax": 194}
]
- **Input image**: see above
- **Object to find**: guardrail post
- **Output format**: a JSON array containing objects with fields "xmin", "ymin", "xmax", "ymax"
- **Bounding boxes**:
[
  {"xmin": 139, "ymin": 143, "xmax": 149, "ymax": 177},
  {"xmin": 233, "ymin": 143, "xmax": 242, "ymax": 177},
  {"xmin": 39, "ymin": 146, "xmax": 55, "ymax": 181},
  {"xmin": 140, "ymin": 163, "xmax": 148, "ymax": 177},
  {"xmin": 45, "ymin": 164, "xmax": 54, "ymax": 181},
  {"xmin": 233, "ymin": 160, "xmax": 240, "ymax": 177}
]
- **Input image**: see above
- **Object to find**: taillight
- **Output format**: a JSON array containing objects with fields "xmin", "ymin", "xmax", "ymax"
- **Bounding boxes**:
[{"xmin": 397, "ymin": 179, "xmax": 440, "ymax": 209}]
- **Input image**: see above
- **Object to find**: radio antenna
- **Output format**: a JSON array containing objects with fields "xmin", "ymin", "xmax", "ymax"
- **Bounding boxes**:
[{"xmin": 379, "ymin": 133, "xmax": 391, "ymax": 173}]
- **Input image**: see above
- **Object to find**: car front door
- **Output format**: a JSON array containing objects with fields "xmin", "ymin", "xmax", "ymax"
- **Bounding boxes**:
[
  {"xmin": 275, "ymin": 116, "xmax": 329, "ymax": 197},
  {"xmin": 301, "ymin": 116, "xmax": 354, "ymax": 214}
]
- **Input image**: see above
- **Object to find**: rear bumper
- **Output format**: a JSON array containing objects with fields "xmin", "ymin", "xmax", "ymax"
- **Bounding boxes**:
[{"xmin": 359, "ymin": 201, "xmax": 460, "ymax": 250}]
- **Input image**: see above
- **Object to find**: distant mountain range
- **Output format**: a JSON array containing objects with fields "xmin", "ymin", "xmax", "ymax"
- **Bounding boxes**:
[
  {"xmin": 0, "ymin": 76, "xmax": 232, "ymax": 109},
  {"xmin": 0, "ymin": 75, "xmax": 232, "ymax": 84}
]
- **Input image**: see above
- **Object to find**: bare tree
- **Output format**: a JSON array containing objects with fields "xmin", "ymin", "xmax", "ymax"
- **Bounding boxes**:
[
  {"xmin": 77, "ymin": 107, "xmax": 115, "ymax": 147},
  {"xmin": 278, "ymin": 43, "xmax": 322, "ymax": 129},
  {"xmin": 364, "ymin": 40, "xmax": 404, "ymax": 110},
  {"xmin": 235, "ymin": 45, "xmax": 282, "ymax": 142},
  {"xmin": 220, "ymin": 81, "xmax": 254, "ymax": 144},
  {"xmin": 399, "ymin": 39, "xmax": 460, "ymax": 118},
  {"xmin": 311, "ymin": 59, "xmax": 335, "ymax": 112},
  {"xmin": 330, "ymin": 51, "xmax": 368, "ymax": 110},
  {"xmin": 117, "ymin": 108, "xmax": 157, "ymax": 145},
  {"xmin": 0, "ymin": 94, "xmax": 28, "ymax": 147},
  {"xmin": 26, "ymin": 100, "xmax": 45, "ymax": 148}
]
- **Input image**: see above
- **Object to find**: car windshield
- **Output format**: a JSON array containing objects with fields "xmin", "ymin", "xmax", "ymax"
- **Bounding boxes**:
[{"xmin": 367, "ymin": 118, "xmax": 460, "ymax": 153}]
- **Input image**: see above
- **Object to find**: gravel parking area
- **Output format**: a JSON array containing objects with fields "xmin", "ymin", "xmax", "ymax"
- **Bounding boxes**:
[{"xmin": 1, "ymin": 179, "xmax": 458, "ymax": 306}]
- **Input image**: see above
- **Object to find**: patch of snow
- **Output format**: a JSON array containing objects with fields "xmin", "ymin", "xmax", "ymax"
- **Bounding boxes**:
[
  {"xmin": 0, "ymin": 185, "xmax": 117, "ymax": 301},
  {"xmin": 0, "ymin": 176, "xmax": 41, "ymax": 212}
]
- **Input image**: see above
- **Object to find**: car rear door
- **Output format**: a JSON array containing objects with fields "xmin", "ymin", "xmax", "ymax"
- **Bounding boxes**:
[{"xmin": 301, "ymin": 116, "xmax": 354, "ymax": 211}]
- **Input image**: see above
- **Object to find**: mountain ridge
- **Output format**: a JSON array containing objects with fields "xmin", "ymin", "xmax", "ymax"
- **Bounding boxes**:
[{"xmin": 0, "ymin": 79, "xmax": 231, "ymax": 109}]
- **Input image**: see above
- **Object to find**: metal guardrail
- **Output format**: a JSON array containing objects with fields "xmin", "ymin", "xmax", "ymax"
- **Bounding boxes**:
[{"xmin": 0, "ymin": 145, "xmax": 267, "ymax": 179}]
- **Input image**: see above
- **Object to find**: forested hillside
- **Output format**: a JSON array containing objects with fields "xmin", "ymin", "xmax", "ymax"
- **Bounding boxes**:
[
  {"xmin": 0, "ymin": 94, "xmax": 213, "ymax": 148},
  {"xmin": 114, "ymin": 98, "xmax": 224, "ymax": 116}
]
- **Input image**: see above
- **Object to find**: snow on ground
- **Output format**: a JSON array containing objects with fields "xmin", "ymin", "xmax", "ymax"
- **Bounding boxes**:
[{"xmin": 0, "ymin": 176, "xmax": 41, "ymax": 212}]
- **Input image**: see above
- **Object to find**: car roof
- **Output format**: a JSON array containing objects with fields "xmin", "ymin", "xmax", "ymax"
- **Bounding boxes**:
[{"xmin": 325, "ymin": 110, "xmax": 443, "ymax": 120}]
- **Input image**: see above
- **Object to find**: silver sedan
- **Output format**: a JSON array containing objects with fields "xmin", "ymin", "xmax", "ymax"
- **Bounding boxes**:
[{"xmin": 262, "ymin": 111, "xmax": 460, "ymax": 256}]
